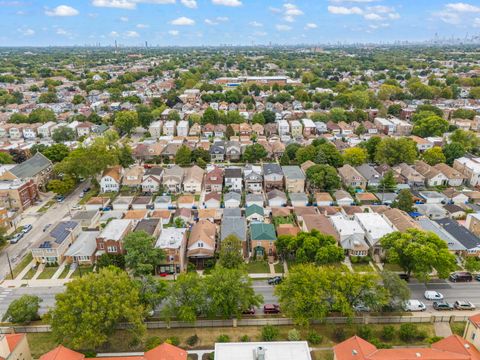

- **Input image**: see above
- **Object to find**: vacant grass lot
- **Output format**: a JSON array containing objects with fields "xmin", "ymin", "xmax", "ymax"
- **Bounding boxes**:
[
  {"xmin": 246, "ymin": 261, "xmax": 270, "ymax": 273},
  {"xmin": 27, "ymin": 323, "xmax": 436, "ymax": 358}
]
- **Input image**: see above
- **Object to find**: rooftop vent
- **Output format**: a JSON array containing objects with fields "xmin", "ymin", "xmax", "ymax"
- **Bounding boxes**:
[
  {"xmin": 465, "ymin": 344, "xmax": 470, "ymax": 349},
  {"xmin": 255, "ymin": 346, "xmax": 266, "ymax": 360},
  {"xmin": 415, "ymin": 353, "xmax": 421, "ymax": 358},
  {"xmin": 352, "ymin": 350, "xmax": 358, "ymax": 356}
]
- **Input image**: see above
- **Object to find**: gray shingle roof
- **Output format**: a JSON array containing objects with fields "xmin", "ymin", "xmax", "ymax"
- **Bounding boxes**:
[
  {"xmin": 221, "ymin": 217, "xmax": 247, "ymax": 242},
  {"xmin": 281, "ymin": 166, "xmax": 305, "ymax": 180},
  {"xmin": 435, "ymin": 218, "xmax": 480, "ymax": 250},
  {"xmin": 10, "ymin": 152, "xmax": 52, "ymax": 179}
]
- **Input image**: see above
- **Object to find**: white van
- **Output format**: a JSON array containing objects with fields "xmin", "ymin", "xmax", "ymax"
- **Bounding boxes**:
[{"xmin": 403, "ymin": 299, "xmax": 426, "ymax": 312}]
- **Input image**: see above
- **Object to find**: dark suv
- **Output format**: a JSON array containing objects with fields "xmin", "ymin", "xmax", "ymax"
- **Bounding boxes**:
[
  {"xmin": 263, "ymin": 304, "xmax": 280, "ymax": 314},
  {"xmin": 267, "ymin": 276, "xmax": 282, "ymax": 285},
  {"xmin": 449, "ymin": 272, "xmax": 473, "ymax": 282},
  {"xmin": 433, "ymin": 301, "xmax": 453, "ymax": 311}
]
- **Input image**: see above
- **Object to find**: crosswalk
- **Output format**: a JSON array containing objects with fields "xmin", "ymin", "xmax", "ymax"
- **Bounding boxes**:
[{"xmin": 0, "ymin": 288, "xmax": 13, "ymax": 302}]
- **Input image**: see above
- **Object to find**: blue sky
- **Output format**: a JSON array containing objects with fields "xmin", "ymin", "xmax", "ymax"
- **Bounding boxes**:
[{"xmin": 1, "ymin": 0, "xmax": 480, "ymax": 46}]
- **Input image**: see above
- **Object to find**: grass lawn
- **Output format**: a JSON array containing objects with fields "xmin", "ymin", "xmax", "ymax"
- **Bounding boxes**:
[
  {"xmin": 9, "ymin": 253, "xmax": 32, "ymax": 279},
  {"xmin": 451, "ymin": 322, "xmax": 466, "ymax": 336},
  {"xmin": 383, "ymin": 263, "xmax": 403, "ymax": 272},
  {"xmin": 58, "ymin": 265, "xmax": 70, "ymax": 279},
  {"xmin": 79, "ymin": 189, "xmax": 99, "ymax": 205},
  {"xmin": 274, "ymin": 262, "xmax": 284, "ymax": 273},
  {"xmin": 352, "ymin": 263, "xmax": 375, "ymax": 273},
  {"xmin": 72, "ymin": 265, "xmax": 94, "ymax": 278},
  {"xmin": 27, "ymin": 323, "xmax": 436, "ymax": 357},
  {"xmin": 194, "ymin": 194, "xmax": 200, "ymax": 201},
  {"xmin": 37, "ymin": 266, "xmax": 59, "ymax": 280},
  {"xmin": 311, "ymin": 350, "xmax": 333, "ymax": 360},
  {"xmin": 246, "ymin": 261, "xmax": 270, "ymax": 274},
  {"xmin": 38, "ymin": 200, "xmax": 55, "ymax": 213},
  {"xmin": 22, "ymin": 267, "xmax": 37, "ymax": 280}
]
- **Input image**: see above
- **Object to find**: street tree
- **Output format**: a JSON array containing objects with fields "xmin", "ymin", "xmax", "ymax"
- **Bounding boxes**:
[
  {"xmin": 243, "ymin": 144, "xmax": 268, "ymax": 163},
  {"xmin": 123, "ymin": 231, "xmax": 165, "ymax": 277},
  {"xmin": 47, "ymin": 176, "xmax": 76, "ymax": 196},
  {"xmin": 42, "ymin": 144, "xmax": 70, "ymax": 163},
  {"xmin": 52, "ymin": 127, "xmax": 75, "ymax": 143},
  {"xmin": 449, "ymin": 129, "xmax": 480, "ymax": 152},
  {"xmin": 205, "ymin": 267, "xmax": 263, "ymax": 319},
  {"xmin": 295, "ymin": 145, "xmax": 317, "ymax": 164},
  {"xmin": 380, "ymin": 229, "xmax": 457, "ymax": 281},
  {"xmin": 380, "ymin": 271, "xmax": 411, "ymax": 310},
  {"xmin": 375, "ymin": 137, "xmax": 417, "ymax": 166},
  {"xmin": 412, "ymin": 115, "xmax": 449, "ymax": 138},
  {"xmin": 48, "ymin": 267, "xmax": 145, "ymax": 350},
  {"xmin": 443, "ymin": 142, "xmax": 466, "ymax": 165},
  {"xmin": 2, "ymin": 295, "xmax": 42, "ymax": 324},
  {"xmin": 378, "ymin": 170, "xmax": 397, "ymax": 192},
  {"xmin": 114, "ymin": 110, "xmax": 139, "ymax": 135}
]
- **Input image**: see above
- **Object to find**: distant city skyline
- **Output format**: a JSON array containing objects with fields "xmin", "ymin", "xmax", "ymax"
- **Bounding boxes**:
[{"xmin": 1, "ymin": 0, "xmax": 480, "ymax": 46}]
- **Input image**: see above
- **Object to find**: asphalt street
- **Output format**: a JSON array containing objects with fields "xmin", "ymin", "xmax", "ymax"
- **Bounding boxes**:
[
  {"xmin": 0, "ymin": 183, "xmax": 89, "ymax": 281},
  {"xmin": 2, "ymin": 280, "xmax": 480, "ymax": 320}
]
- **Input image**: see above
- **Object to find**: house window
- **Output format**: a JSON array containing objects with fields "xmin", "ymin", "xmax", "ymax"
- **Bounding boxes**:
[
  {"xmin": 198, "ymin": 243, "xmax": 203, "ymax": 248},
  {"xmin": 107, "ymin": 246, "xmax": 117, "ymax": 253},
  {"xmin": 98, "ymin": 243, "xmax": 104, "ymax": 249},
  {"xmin": 472, "ymin": 333, "xmax": 476, "ymax": 341}
]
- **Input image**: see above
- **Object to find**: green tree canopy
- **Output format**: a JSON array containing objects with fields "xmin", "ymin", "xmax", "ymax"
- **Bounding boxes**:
[
  {"xmin": 124, "ymin": 231, "xmax": 166, "ymax": 277},
  {"xmin": 392, "ymin": 189, "xmax": 415, "ymax": 213},
  {"xmin": 2, "ymin": 295, "xmax": 42, "ymax": 324},
  {"xmin": 218, "ymin": 234, "xmax": 245, "ymax": 270},
  {"xmin": 342, "ymin": 147, "xmax": 368, "ymax": 166},
  {"xmin": 305, "ymin": 164, "xmax": 340, "ymax": 191},
  {"xmin": 375, "ymin": 137, "xmax": 417, "ymax": 166},
  {"xmin": 175, "ymin": 145, "xmax": 192, "ymax": 166},
  {"xmin": 243, "ymin": 144, "xmax": 268, "ymax": 163},
  {"xmin": 443, "ymin": 142, "xmax": 466, "ymax": 165},
  {"xmin": 412, "ymin": 115, "xmax": 449, "ymax": 138},
  {"xmin": 0, "ymin": 152, "xmax": 14, "ymax": 164},
  {"xmin": 378, "ymin": 170, "xmax": 397, "ymax": 192},
  {"xmin": 449, "ymin": 129, "xmax": 480, "ymax": 152},
  {"xmin": 48, "ymin": 267, "xmax": 146, "ymax": 350},
  {"xmin": 52, "ymin": 127, "xmax": 76, "ymax": 143},
  {"xmin": 380, "ymin": 229, "xmax": 457, "ymax": 282},
  {"xmin": 422, "ymin": 146, "xmax": 446, "ymax": 166},
  {"xmin": 114, "ymin": 110, "xmax": 139, "ymax": 135}
]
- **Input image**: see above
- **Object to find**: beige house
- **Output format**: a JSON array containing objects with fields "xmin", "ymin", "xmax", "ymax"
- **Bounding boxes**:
[
  {"xmin": 0, "ymin": 334, "xmax": 32, "ymax": 360},
  {"xmin": 163, "ymin": 165, "xmax": 185, "ymax": 193},
  {"xmin": 123, "ymin": 165, "xmax": 144, "ymax": 187},
  {"xmin": 338, "ymin": 164, "xmax": 366, "ymax": 190},
  {"xmin": 183, "ymin": 165, "xmax": 205, "ymax": 193},
  {"xmin": 282, "ymin": 165, "xmax": 305, "ymax": 193},
  {"xmin": 187, "ymin": 219, "xmax": 216, "ymax": 267},
  {"xmin": 464, "ymin": 314, "xmax": 480, "ymax": 350}
]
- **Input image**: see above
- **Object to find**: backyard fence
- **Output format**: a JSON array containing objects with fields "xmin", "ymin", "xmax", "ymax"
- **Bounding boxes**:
[{"xmin": 0, "ymin": 314, "xmax": 470, "ymax": 334}]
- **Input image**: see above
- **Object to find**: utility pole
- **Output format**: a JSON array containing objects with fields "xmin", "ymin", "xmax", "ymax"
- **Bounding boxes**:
[{"xmin": 6, "ymin": 252, "xmax": 13, "ymax": 280}]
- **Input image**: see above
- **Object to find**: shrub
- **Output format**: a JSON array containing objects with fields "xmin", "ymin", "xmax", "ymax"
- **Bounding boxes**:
[
  {"xmin": 145, "ymin": 336, "xmax": 162, "ymax": 351},
  {"xmin": 370, "ymin": 339, "xmax": 392, "ymax": 349},
  {"xmin": 165, "ymin": 337, "xmax": 180, "ymax": 346},
  {"xmin": 427, "ymin": 336, "xmax": 444, "ymax": 344},
  {"xmin": 288, "ymin": 329, "xmax": 301, "ymax": 341},
  {"xmin": 208, "ymin": 353, "xmax": 215, "ymax": 360},
  {"xmin": 262, "ymin": 325, "xmax": 280, "ymax": 341},
  {"xmin": 240, "ymin": 335, "xmax": 250, "ymax": 342},
  {"xmin": 357, "ymin": 326, "xmax": 373, "ymax": 341},
  {"xmin": 307, "ymin": 330, "xmax": 323, "ymax": 345},
  {"xmin": 186, "ymin": 334, "xmax": 199, "ymax": 347},
  {"xmin": 399, "ymin": 323, "xmax": 418, "ymax": 342},
  {"xmin": 217, "ymin": 334, "xmax": 230, "ymax": 343},
  {"xmin": 333, "ymin": 327, "xmax": 346, "ymax": 342},
  {"xmin": 381, "ymin": 325, "xmax": 395, "ymax": 341}
]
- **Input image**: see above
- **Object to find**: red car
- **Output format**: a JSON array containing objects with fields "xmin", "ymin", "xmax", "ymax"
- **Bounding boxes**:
[{"xmin": 263, "ymin": 304, "xmax": 280, "ymax": 314}]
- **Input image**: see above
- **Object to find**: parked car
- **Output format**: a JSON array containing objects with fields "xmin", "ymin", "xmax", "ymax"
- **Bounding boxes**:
[
  {"xmin": 71, "ymin": 205, "xmax": 83, "ymax": 211},
  {"xmin": 433, "ymin": 301, "xmax": 453, "ymax": 311},
  {"xmin": 403, "ymin": 300, "xmax": 426, "ymax": 312},
  {"xmin": 22, "ymin": 224, "xmax": 32, "ymax": 234},
  {"xmin": 79, "ymin": 193, "xmax": 84, "ymax": 199},
  {"xmin": 242, "ymin": 307, "xmax": 256, "ymax": 315},
  {"xmin": 353, "ymin": 303, "xmax": 371, "ymax": 312},
  {"xmin": 43, "ymin": 223, "xmax": 52, "ymax": 232},
  {"xmin": 449, "ymin": 272, "xmax": 473, "ymax": 282},
  {"xmin": 56, "ymin": 195, "xmax": 65, "ymax": 203},
  {"xmin": 263, "ymin": 304, "xmax": 280, "ymax": 314},
  {"xmin": 9, "ymin": 232, "xmax": 24, "ymax": 244},
  {"xmin": 424, "ymin": 291, "xmax": 444, "ymax": 300},
  {"xmin": 475, "ymin": 274, "xmax": 480, "ymax": 282},
  {"xmin": 454, "ymin": 300, "xmax": 476, "ymax": 310},
  {"xmin": 267, "ymin": 276, "xmax": 282, "ymax": 285}
]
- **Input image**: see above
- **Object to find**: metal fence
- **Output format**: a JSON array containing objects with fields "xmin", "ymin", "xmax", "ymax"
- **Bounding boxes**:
[{"xmin": 0, "ymin": 314, "xmax": 470, "ymax": 334}]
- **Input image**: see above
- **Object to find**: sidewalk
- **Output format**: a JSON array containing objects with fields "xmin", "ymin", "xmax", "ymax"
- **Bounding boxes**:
[
  {"xmin": 1, "ymin": 278, "xmax": 73, "ymax": 288},
  {"xmin": 13, "ymin": 260, "xmax": 35, "ymax": 281},
  {"xmin": 434, "ymin": 323, "xmax": 453, "ymax": 337}
]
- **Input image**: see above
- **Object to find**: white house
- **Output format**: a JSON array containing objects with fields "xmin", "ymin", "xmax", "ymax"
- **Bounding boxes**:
[
  {"xmin": 354, "ymin": 212, "xmax": 395, "ymax": 250},
  {"xmin": 278, "ymin": 120, "xmax": 290, "ymax": 136},
  {"xmin": 330, "ymin": 215, "xmax": 368, "ymax": 257},
  {"xmin": 100, "ymin": 166, "xmax": 122, "ymax": 193},
  {"xmin": 37, "ymin": 121, "xmax": 56, "ymax": 138},
  {"xmin": 148, "ymin": 120, "xmax": 163, "ymax": 139},
  {"xmin": 290, "ymin": 120, "xmax": 303, "ymax": 137},
  {"xmin": 163, "ymin": 120, "xmax": 176, "ymax": 136},
  {"xmin": 177, "ymin": 120, "xmax": 189, "ymax": 137}
]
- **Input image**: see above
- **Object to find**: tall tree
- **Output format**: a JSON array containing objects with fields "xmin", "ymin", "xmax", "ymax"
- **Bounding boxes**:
[
  {"xmin": 48, "ymin": 267, "xmax": 145, "ymax": 350},
  {"xmin": 422, "ymin": 146, "xmax": 446, "ymax": 166},
  {"xmin": 2, "ymin": 295, "xmax": 42, "ymax": 324},
  {"xmin": 381, "ymin": 271, "xmax": 411, "ymax": 310},
  {"xmin": 392, "ymin": 189, "xmax": 415, "ymax": 213},
  {"xmin": 306, "ymin": 164, "xmax": 340, "ymax": 191},
  {"xmin": 114, "ymin": 110, "xmax": 139, "ymax": 135},
  {"xmin": 380, "ymin": 229, "xmax": 457, "ymax": 281},
  {"xmin": 375, "ymin": 137, "xmax": 417, "ymax": 166},
  {"xmin": 123, "ymin": 231, "xmax": 165, "ymax": 277},
  {"xmin": 52, "ymin": 127, "xmax": 76, "ymax": 143},
  {"xmin": 175, "ymin": 145, "xmax": 192, "ymax": 166},
  {"xmin": 443, "ymin": 142, "xmax": 466, "ymax": 165},
  {"xmin": 243, "ymin": 144, "xmax": 268, "ymax": 163},
  {"xmin": 218, "ymin": 235, "xmax": 245, "ymax": 269},
  {"xmin": 343, "ymin": 147, "xmax": 368, "ymax": 166},
  {"xmin": 0, "ymin": 152, "xmax": 14, "ymax": 164},
  {"xmin": 204, "ymin": 267, "xmax": 262, "ymax": 319},
  {"xmin": 378, "ymin": 170, "xmax": 397, "ymax": 192}
]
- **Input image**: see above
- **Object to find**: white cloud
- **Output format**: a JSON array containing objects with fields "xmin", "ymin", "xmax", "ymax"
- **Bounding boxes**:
[
  {"xmin": 368, "ymin": 22, "xmax": 389, "ymax": 30},
  {"xmin": 205, "ymin": 16, "xmax": 228, "ymax": 25},
  {"xmin": 445, "ymin": 2, "xmax": 480, "ymax": 12},
  {"xmin": 329, "ymin": 0, "xmax": 377, "ymax": 3},
  {"xmin": 109, "ymin": 31, "xmax": 119, "ymax": 37},
  {"xmin": 125, "ymin": 30, "xmax": 139, "ymax": 37},
  {"xmin": 181, "ymin": 0, "xmax": 197, "ymax": 8},
  {"xmin": 205, "ymin": 18, "xmax": 217, "ymax": 25},
  {"xmin": 211, "ymin": 0, "xmax": 242, "ymax": 7},
  {"xmin": 92, "ymin": 0, "xmax": 136, "ymax": 9},
  {"xmin": 305, "ymin": 23, "xmax": 317, "ymax": 29},
  {"xmin": 475, "ymin": 17, "xmax": 480, "ymax": 27},
  {"xmin": 171, "ymin": 16, "xmax": 195, "ymax": 25},
  {"xmin": 136, "ymin": 23, "xmax": 149, "ymax": 28},
  {"xmin": 254, "ymin": 30, "xmax": 267, "ymax": 36},
  {"xmin": 168, "ymin": 29, "xmax": 179, "ymax": 35},
  {"xmin": 120, "ymin": 16, "xmax": 129, "ymax": 21},
  {"xmin": 282, "ymin": 3, "xmax": 303, "ymax": 22},
  {"xmin": 18, "ymin": 27, "xmax": 34, "ymax": 36},
  {"xmin": 364, "ymin": 13, "xmax": 382, "ymax": 20},
  {"xmin": 275, "ymin": 24, "xmax": 292, "ymax": 31},
  {"xmin": 45, "ymin": 5, "xmax": 79, "ymax": 16},
  {"xmin": 249, "ymin": 21, "xmax": 263, "ymax": 27},
  {"xmin": 56, "ymin": 28, "xmax": 69, "ymax": 35},
  {"xmin": 328, "ymin": 5, "xmax": 363, "ymax": 15}
]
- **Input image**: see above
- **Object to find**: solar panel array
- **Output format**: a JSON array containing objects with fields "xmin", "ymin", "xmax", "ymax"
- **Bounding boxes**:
[{"xmin": 49, "ymin": 221, "xmax": 78, "ymax": 244}]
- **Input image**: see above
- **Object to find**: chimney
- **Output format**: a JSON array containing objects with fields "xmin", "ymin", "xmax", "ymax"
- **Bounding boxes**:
[{"xmin": 255, "ymin": 346, "xmax": 266, "ymax": 360}]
